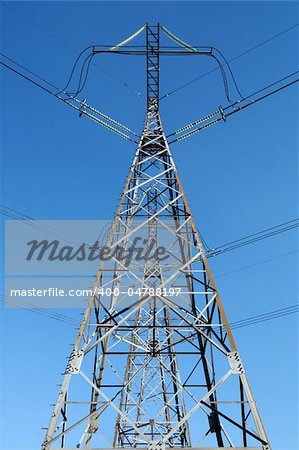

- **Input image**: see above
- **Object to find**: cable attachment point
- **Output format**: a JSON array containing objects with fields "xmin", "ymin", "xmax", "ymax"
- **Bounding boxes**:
[
  {"xmin": 64, "ymin": 350, "xmax": 84, "ymax": 374},
  {"xmin": 79, "ymin": 98, "xmax": 87, "ymax": 117},
  {"xmin": 228, "ymin": 351, "xmax": 245, "ymax": 374},
  {"xmin": 219, "ymin": 105, "xmax": 227, "ymax": 122},
  {"xmin": 148, "ymin": 441, "xmax": 165, "ymax": 450}
]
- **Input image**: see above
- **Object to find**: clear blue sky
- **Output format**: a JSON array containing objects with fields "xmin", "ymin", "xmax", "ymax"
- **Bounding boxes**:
[{"xmin": 1, "ymin": 1, "xmax": 298, "ymax": 449}]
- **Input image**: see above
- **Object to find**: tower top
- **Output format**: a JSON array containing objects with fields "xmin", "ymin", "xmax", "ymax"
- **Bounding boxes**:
[{"xmin": 146, "ymin": 24, "xmax": 160, "ymax": 110}]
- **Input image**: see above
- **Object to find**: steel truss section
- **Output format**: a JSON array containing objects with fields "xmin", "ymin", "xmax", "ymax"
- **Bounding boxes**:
[
  {"xmin": 42, "ymin": 24, "xmax": 271, "ymax": 450},
  {"xmin": 146, "ymin": 24, "xmax": 160, "ymax": 109}
]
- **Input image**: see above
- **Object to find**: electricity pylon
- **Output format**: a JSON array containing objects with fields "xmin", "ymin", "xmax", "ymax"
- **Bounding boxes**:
[{"xmin": 42, "ymin": 24, "xmax": 271, "ymax": 450}]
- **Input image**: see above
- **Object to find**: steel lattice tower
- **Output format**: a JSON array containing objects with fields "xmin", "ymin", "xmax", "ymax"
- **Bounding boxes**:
[{"xmin": 42, "ymin": 24, "xmax": 271, "ymax": 450}]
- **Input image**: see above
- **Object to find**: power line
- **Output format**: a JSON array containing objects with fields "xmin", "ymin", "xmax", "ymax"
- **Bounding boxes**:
[
  {"xmin": 167, "ymin": 70, "xmax": 298, "ymax": 140},
  {"xmin": 1, "ymin": 294, "xmax": 297, "ymax": 332},
  {"xmin": 2, "ymin": 204, "xmax": 298, "ymax": 330},
  {"xmin": 160, "ymin": 23, "xmax": 299, "ymax": 100},
  {"xmin": 0, "ymin": 296, "xmax": 80, "ymax": 327},
  {"xmin": 0, "ymin": 204, "xmax": 85, "ymax": 246},
  {"xmin": 225, "ymin": 75, "xmax": 299, "ymax": 115},
  {"xmin": 206, "ymin": 218, "xmax": 299, "ymax": 258},
  {"xmin": 230, "ymin": 305, "xmax": 299, "ymax": 330},
  {"xmin": 0, "ymin": 53, "xmax": 63, "ymax": 92},
  {"xmin": 2, "ymin": 2, "xmax": 145, "ymax": 100},
  {"xmin": 0, "ymin": 58, "xmax": 64, "ymax": 97},
  {"xmin": 215, "ymin": 250, "xmax": 298, "ymax": 278},
  {"xmin": 186, "ymin": 305, "xmax": 299, "ymax": 342},
  {"xmin": 59, "ymin": 46, "xmax": 96, "ymax": 97},
  {"xmin": 225, "ymin": 70, "xmax": 299, "ymax": 107},
  {"xmin": 2, "ymin": 50, "xmax": 298, "ymax": 146},
  {"xmin": 2, "ymin": 50, "xmax": 297, "ymax": 146},
  {"xmin": 1, "ymin": 204, "xmax": 297, "ymax": 259},
  {"xmin": 169, "ymin": 72, "xmax": 299, "ymax": 143},
  {"xmin": 0, "ymin": 57, "xmax": 139, "ymax": 143}
]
